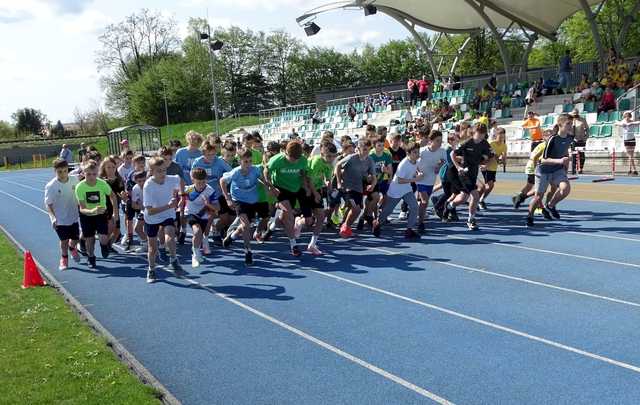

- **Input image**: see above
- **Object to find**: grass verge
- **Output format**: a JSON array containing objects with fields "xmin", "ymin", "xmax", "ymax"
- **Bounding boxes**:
[{"xmin": 0, "ymin": 232, "xmax": 162, "ymax": 404}]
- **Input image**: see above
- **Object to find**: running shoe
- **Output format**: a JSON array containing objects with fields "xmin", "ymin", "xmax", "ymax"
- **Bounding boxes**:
[
  {"xmin": 478, "ymin": 201, "xmax": 487, "ymax": 210},
  {"xmin": 398, "ymin": 211, "xmax": 408, "ymax": 220},
  {"xmin": 59, "ymin": 256, "xmax": 68, "ymax": 271},
  {"xmin": 88, "ymin": 256, "xmax": 97, "ymax": 269},
  {"xmin": 339, "ymin": 224, "xmax": 353, "ymax": 238},
  {"xmin": 417, "ymin": 222, "xmax": 426, "ymax": 233},
  {"xmin": 222, "ymin": 235, "xmax": 233, "ymax": 248},
  {"xmin": 449, "ymin": 208, "xmax": 459, "ymax": 222},
  {"xmin": 170, "ymin": 259, "xmax": 185, "ymax": 276},
  {"xmin": 126, "ymin": 239, "xmax": 133, "ymax": 252},
  {"xmin": 119, "ymin": 235, "xmax": 129, "ymax": 247},
  {"xmin": 540, "ymin": 206, "xmax": 553, "ymax": 220},
  {"xmin": 134, "ymin": 244, "xmax": 147, "ymax": 253},
  {"xmin": 79, "ymin": 239, "xmax": 87, "ymax": 256},
  {"xmin": 191, "ymin": 253, "xmax": 200, "ymax": 268},
  {"xmin": 526, "ymin": 216, "xmax": 534, "ymax": 227},
  {"xmin": 262, "ymin": 229, "xmax": 273, "ymax": 241},
  {"xmin": 291, "ymin": 245, "xmax": 302, "ymax": 257},
  {"xmin": 254, "ymin": 231, "xmax": 265, "ymax": 244},
  {"xmin": 146, "ymin": 268, "xmax": 156, "ymax": 283},
  {"xmin": 70, "ymin": 247, "xmax": 81, "ymax": 263},
  {"xmin": 100, "ymin": 244, "xmax": 109, "ymax": 259},
  {"xmin": 467, "ymin": 218, "xmax": 479, "ymax": 231},
  {"xmin": 331, "ymin": 211, "xmax": 342, "ymax": 225},
  {"xmin": 245, "ymin": 251, "xmax": 253, "ymax": 265},
  {"xmin": 372, "ymin": 220, "xmax": 382, "ymax": 237},
  {"xmin": 404, "ymin": 228, "xmax": 419, "ymax": 239},
  {"xmin": 546, "ymin": 204, "xmax": 560, "ymax": 219},
  {"xmin": 178, "ymin": 231, "xmax": 186, "ymax": 245},
  {"xmin": 306, "ymin": 245, "xmax": 323, "ymax": 256}
]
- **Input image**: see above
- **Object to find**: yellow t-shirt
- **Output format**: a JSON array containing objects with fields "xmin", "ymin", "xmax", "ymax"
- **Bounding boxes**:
[
  {"xmin": 478, "ymin": 116, "xmax": 489, "ymax": 127},
  {"xmin": 487, "ymin": 141, "xmax": 507, "ymax": 171},
  {"xmin": 525, "ymin": 142, "xmax": 546, "ymax": 175}
]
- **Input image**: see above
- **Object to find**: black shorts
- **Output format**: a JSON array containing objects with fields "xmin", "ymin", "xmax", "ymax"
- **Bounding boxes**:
[
  {"xmin": 234, "ymin": 201, "xmax": 261, "ymax": 221},
  {"xmin": 527, "ymin": 174, "xmax": 535, "ymax": 185},
  {"xmin": 447, "ymin": 167, "xmax": 476, "ymax": 194},
  {"xmin": 144, "ymin": 218, "xmax": 176, "ymax": 238},
  {"xmin": 306, "ymin": 188, "xmax": 326, "ymax": 210},
  {"xmin": 55, "ymin": 223, "xmax": 80, "ymax": 241},
  {"xmin": 482, "ymin": 170, "xmax": 497, "ymax": 183},
  {"xmin": 79, "ymin": 213, "xmax": 109, "ymax": 237},
  {"xmin": 125, "ymin": 200, "xmax": 136, "ymax": 220},
  {"xmin": 368, "ymin": 181, "xmax": 388, "ymax": 199},
  {"xmin": 276, "ymin": 187, "xmax": 312, "ymax": 217},
  {"xmin": 218, "ymin": 195, "xmax": 235, "ymax": 216},
  {"xmin": 624, "ymin": 140, "xmax": 636, "ymax": 147},
  {"xmin": 531, "ymin": 140, "xmax": 543, "ymax": 151},
  {"xmin": 187, "ymin": 214, "xmax": 208, "ymax": 230},
  {"xmin": 343, "ymin": 190, "xmax": 364, "ymax": 208}
]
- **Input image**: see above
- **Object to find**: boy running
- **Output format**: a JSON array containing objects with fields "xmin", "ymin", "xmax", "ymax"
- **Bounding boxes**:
[
  {"xmin": 175, "ymin": 131, "xmax": 204, "ymax": 243},
  {"xmin": 415, "ymin": 130, "xmax": 447, "ymax": 232},
  {"xmin": 45, "ymin": 159, "xmax": 81, "ymax": 270},
  {"xmin": 75, "ymin": 160, "xmax": 116, "ymax": 269},
  {"xmin": 512, "ymin": 130, "xmax": 550, "ymax": 209},
  {"xmin": 373, "ymin": 142, "xmax": 423, "ymax": 238},
  {"xmin": 143, "ymin": 157, "xmax": 184, "ymax": 282},
  {"xmin": 121, "ymin": 154, "xmax": 146, "ymax": 251},
  {"xmin": 305, "ymin": 142, "xmax": 338, "ymax": 255},
  {"xmin": 184, "ymin": 168, "xmax": 216, "ymax": 268}
]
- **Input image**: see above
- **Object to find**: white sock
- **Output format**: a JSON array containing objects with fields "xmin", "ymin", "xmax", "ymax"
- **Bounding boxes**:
[
  {"xmin": 269, "ymin": 219, "xmax": 277, "ymax": 231},
  {"xmin": 309, "ymin": 235, "xmax": 318, "ymax": 247},
  {"xmin": 289, "ymin": 238, "xmax": 297, "ymax": 249}
]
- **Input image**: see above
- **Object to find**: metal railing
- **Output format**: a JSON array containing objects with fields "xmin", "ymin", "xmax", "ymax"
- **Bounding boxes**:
[{"xmin": 259, "ymin": 102, "xmax": 317, "ymax": 123}]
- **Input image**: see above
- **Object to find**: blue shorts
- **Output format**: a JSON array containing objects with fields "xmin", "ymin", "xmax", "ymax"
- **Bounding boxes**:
[{"xmin": 416, "ymin": 184, "xmax": 434, "ymax": 195}]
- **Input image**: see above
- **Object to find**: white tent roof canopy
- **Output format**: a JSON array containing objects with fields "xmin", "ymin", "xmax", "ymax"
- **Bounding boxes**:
[{"xmin": 298, "ymin": 0, "xmax": 603, "ymax": 40}]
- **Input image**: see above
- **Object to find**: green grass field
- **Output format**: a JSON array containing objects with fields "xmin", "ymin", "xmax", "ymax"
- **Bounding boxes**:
[
  {"xmin": 0, "ymin": 116, "xmax": 262, "ymax": 171},
  {"xmin": 0, "ymin": 233, "xmax": 161, "ymax": 404}
]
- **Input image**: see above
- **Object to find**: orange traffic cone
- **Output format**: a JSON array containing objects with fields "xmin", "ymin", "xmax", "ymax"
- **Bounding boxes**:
[{"xmin": 21, "ymin": 251, "xmax": 46, "ymax": 289}]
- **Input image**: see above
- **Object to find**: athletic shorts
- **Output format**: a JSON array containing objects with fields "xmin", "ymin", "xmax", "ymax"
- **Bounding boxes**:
[
  {"xmin": 531, "ymin": 140, "xmax": 543, "ymax": 151},
  {"xmin": 482, "ymin": 170, "xmax": 497, "ymax": 183},
  {"xmin": 234, "ymin": 201, "xmax": 268, "ymax": 221},
  {"xmin": 79, "ymin": 213, "xmax": 109, "ymax": 237},
  {"xmin": 527, "ymin": 174, "xmax": 535, "ymax": 185},
  {"xmin": 217, "ymin": 195, "xmax": 235, "ymax": 216},
  {"xmin": 328, "ymin": 189, "xmax": 342, "ymax": 209},
  {"xmin": 187, "ymin": 214, "xmax": 208, "ymax": 230},
  {"xmin": 144, "ymin": 218, "xmax": 176, "ymax": 238},
  {"xmin": 371, "ymin": 180, "xmax": 389, "ymax": 196},
  {"xmin": 447, "ymin": 167, "xmax": 477, "ymax": 194},
  {"xmin": 624, "ymin": 140, "xmax": 636, "ymax": 147},
  {"xmin": 343, "ymin": 190, "xmax": 364, "ymax": 208},
  {"xmin": 55, "ymin": 223, "xmax": 80, "ymax": 241},
  {"xmin": 416, "ymin": 184, "xmax": 434, "ymax": 195},
  {"xmin": 276, "ymin": 187, "xmax": 312, "ymax": 217},
  {"xmin": 535, "ymin": 168, "xmax": 568, "ymax": 194},
  {"xmin": 306, "ymin": 188, "xmax": 326, "ymax": 210},
  {"xmin": 125, "ymin": 200, "xmax": 136, "ymax": 220}
]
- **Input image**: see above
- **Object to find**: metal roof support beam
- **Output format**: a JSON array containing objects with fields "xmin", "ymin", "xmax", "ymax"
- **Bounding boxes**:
[
  {"xmin": 472, "ymin": 0, "xmax": 557, "ymax": 41},
  {"xmin": 616, "ymin": 0, "xmax": 640, "ymax": 54},
  {"xmin": 388, "ymin": 13, "xmax": 440, "ymax": 79},
  {"xmin": 580, "ymin": 0, "xmax": 607, "ymax": 68},
  {"xmin": 450, "ymin": 34, "xmax": 473, "ymax": 76},
  {"xmin": 518, "ymin": 33, "xmax": 538, "ymax": 80},
  {"xmin": 464, "ymin": 0, "xmax": 512, "ymax": 81}
]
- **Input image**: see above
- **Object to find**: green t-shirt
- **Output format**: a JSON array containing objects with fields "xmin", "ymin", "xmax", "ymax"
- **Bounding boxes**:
[
  {"xmin": 369, "ymin": 150, "xmax": 393, "ymax": 181},
  {"xmin": 267, "ymin": 153, "xmax": 308, "ymax": 193},
  {"xmin": 255, "ymin": 164, "xmax": 274, "ymax": 204},
  {"xmin": 251, "ymin": 149, "xmax": 263, "ymax": 165},
  {"xmin": 308, "ymin": 155, "xmax": 333, "ymax": 191},
  {"xmin": 75, "ymin": 178, "xmax": 112, "ymax": 215}
]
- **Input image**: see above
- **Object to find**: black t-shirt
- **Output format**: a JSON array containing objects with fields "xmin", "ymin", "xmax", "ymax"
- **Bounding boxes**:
[
  {"xmin": 454, "ymin": 139, "xmax": 493, "ymax": 178},
  {"xmin": 389, "ymin": 146, "xmax": 406, "ymax": 174},
  {"xmin": 105, "ymin": 176, "xmax": 125, "ymax": 211}
]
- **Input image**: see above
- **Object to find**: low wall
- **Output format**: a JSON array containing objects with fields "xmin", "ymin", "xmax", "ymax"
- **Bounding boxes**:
[{"xmin": 0, "ymin": 143, "xmax": 83, "ymax": 165}]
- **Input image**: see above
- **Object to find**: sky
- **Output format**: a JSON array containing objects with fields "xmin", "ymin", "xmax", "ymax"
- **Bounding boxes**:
[{"xmin": 0, "ymin": 0, "xmax": 413, "ymax": 123}]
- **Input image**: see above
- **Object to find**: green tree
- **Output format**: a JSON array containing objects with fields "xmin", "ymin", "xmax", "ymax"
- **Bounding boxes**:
[
  {"xmin": 11, "ymin": 108, "xmax": 47, "ymax": 135},
  {"xmin": 0, "ymin": 120, "xmax": 14, "ymax": 140}
]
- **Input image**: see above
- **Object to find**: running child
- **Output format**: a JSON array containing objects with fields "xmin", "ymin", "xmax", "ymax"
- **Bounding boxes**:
[
  {"xmin": 121, "ymin": 154, "xmax": 146, "ymax": 250},
  {"xmin": 99, "ymin": 156, "xmax": 126, "ymax": 249},
  {"xmin": 184, "ymin": 167, "xmax": 216, "ymax": 268},
  {"xmin": 361, "ymin": 136, "xmax": 392, "ymax": 229},
  {"xmin": 415, "ymin": 130, "xmax": 447, "ymax": 232},
  {"xmin": 373, "ymin": 142, "xmax": 423, "ymax": 238},
  {"xmin": 75, "ymin": 160, "xmax": 117, "ymax": 269},
  {"xmin": 512, "ymin": 130, "xmax": 550, "ymax": 209},
  {"xmin": 175, "ymin": 131, "xmax": 204, "ymax": 243},
  {"xmin": 45, "ymin": 159, "xmax": 81, "ymax": 270},
  {"xmin": 130, "ymin": 171, "xmax": 149, "ymax": 253},
  {"xmin": 143, "ymin": 156, "xmax": 183, "ymax": 282},
  {"xmin": 478, "ymin": 127, "xmax": 507, "ymax": 209}
]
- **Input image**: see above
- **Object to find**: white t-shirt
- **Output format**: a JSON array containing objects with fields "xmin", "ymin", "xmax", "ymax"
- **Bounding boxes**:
[
  {"xmin": 44, "ymin": 176, "xmax": 80, "ymax": 226},
  {"xmin": 184, "ymin": 184, "xmax": 215, "ymax": 219},
  {"xmin": 117, "ymin": 163, "xmax": 134, "ymax": 183},
  {"xmin": 311, "ymin": 139, "xmax": 342, "ymax": 157},
  {"xmin": 387, "ymin": 158, "xmax": 418, "ymax": 199},
  {"xmin": 416, "ymin": 146, "xmax": 447, "ymax": 186},
  {"xmin": 621, "ymin": 121, "xmax": 638, "ymax": 141},
  {"xmin": 131, "ymin": 184, "xmax": 143, "ymax": 209},
  {"xmin": 142, "ymin": 175, "xmax": 181, "ymax": 225}
]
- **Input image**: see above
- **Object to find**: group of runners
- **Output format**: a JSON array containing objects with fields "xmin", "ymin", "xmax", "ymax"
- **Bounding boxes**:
[{"xmin": 43, "ymin": 117, "xmax": 575, "ymax": 283}]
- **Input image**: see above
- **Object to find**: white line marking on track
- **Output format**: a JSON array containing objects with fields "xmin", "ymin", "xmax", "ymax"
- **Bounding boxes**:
[
  {"xmin": 366, "ymin": 246, "xmax": 640, "ymax": 309},
  {"xmin": 263, "ymin": 255, "xmax": 640, "ymax": 375},
  {"xmin": 566, "ymin": 231, "xmax": 640, "ymax": 243},
  {"xmin": 0, "ymin": 178, "xmax": 44, "ymax": 192},
  {"xmin": 0, "ymin": 189, "xmax": 47, "ymax": 214},
  {"xmin": 446, "ymin": 235, "xmax": 640, "ymax": 269},
  {"xmin": 174, "ymin": 273, "xmax": 454, "ymax": 404}
]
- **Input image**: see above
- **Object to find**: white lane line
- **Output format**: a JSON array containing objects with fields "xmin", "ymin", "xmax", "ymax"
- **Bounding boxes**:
[
  {"xmin": 566, "ymin": 231, "xmax": 640, "ymax": 243},
  {"xmin": 0, "ymin": 188, "xmax": 452, "ymax": 403},
  {"xmin": 173, "ymin": 273, "xmax": 454, "ymax": 404},
  {"xmin": 0, "ymin": 189, "xmax": 47, "ymax": 214},
  {"xmin": 0, "ymin": 178, "xmax": 45, "ymax": 192},
  {"xmin": 263, "ymin": 255, "xmax": 640, "ymax": 375},
  {"xmin": 5, "ymin": 187, "xmax": 640, "ymax": 375},
  {"xmin": 446, "ymin": 235, "xmax": 640, "ymax": 269},
  {"xmin": 365, "ymin": 246, "xmax": 640, "ymax": 309}
]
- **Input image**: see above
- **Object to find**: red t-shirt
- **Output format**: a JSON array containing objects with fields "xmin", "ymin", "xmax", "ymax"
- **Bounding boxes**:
[
  {"xmin": 601, "ymin": 92, "xmax": 615, "ymax": 107},
  {"xmin": 418, "ymin": 79, "xmax": 429, "ymax": 93}
]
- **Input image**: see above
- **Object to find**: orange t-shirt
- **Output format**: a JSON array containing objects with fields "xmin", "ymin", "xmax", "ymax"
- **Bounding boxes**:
[{"xmin": 522, "ymin": 118, "xmax": 542, "ymax": 141}]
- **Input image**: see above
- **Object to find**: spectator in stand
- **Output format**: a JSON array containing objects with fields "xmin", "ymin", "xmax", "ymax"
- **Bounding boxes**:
[
  {"xmin": 525, "ymin": 84, "xmax": 537, "ymax": 106},
  {"xmin": 347, "ymin": 102, "xmax": 357, "ymax": 122},
  {"xmin": 592, "ymin": 82, "xmax": 604, "ymax": 100},
  {"xmin": 407, "ymin": 78, "xmax": 418, "ymax": 105},
  {"xmin": 570, "ymin": 109, "xmax": 589, "ymax": 174},
  {"xmin": 487, "ymin": 73, "xmax": 498, "ymax": 92},
  {"xmin": 452, "ymin": 74, "xmax": 461, "ymax": 90},
  {"xmin": 522, "ymin": 111, "xmax": 543, "ymax": 151},
  {"xmin": 558, "ymin": 49, "xmax": 572, "ymax": 94},
  {"xmin": 418, "ymin": 75, "xmax": 429, "ymax": 101},
  {"xmin": 576, "ymin": 73, "xmax": 590, "ymax": 91},
  {"xmin": 59, "ymin": 144, "xmax": 73, "ymax": 164},
  {"xmin": 598, "ymin": 86, "xmax": 617, "ymax": 113},
  {"xmin": 311, "ymin": 108, "xmax": 323, "ymax": 125},
  {"xmin": 632, "ymin": 64, "xmax": 640, "ymax": 85}
]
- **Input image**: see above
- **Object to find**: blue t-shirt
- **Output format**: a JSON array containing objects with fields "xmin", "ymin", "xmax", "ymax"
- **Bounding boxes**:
[
  {"xmin": 439, "ymin": 146, "xmax": 454, "ymax": 181},
  {"xmin": 222, "ymin": 165, "xmax": 261, "ymax": 204},
  {"xmin": 191, "ymin": 156, "xmax": 231, "ymax": 199},
  {"xmin": 175, "ymin": 147, "xmax": 202, "ymax": 185}
]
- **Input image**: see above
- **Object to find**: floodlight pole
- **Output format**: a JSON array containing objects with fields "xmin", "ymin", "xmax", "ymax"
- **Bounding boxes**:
[
  {"xmin": 205, "ymin": 25, "xmax": 221, "ymax": 136},
  {"xmin": 162, "ymin": 79, "xmax": 170, "ymax": 137}
]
